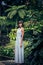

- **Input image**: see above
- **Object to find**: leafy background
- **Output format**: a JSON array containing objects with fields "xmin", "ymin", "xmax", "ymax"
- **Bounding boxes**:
[{"xmin": 0, "ymin": 0, "xmax": 43, "ymax": 65}]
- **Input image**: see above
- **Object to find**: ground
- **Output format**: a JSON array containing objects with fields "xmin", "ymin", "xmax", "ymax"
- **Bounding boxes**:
[
  {"xmin": 0, "ymin": 60, "xmax": 16, "ymax": 65},
  {"xmin": 0, "ymin": 60, "xmax": 24, "ymax": 65}
]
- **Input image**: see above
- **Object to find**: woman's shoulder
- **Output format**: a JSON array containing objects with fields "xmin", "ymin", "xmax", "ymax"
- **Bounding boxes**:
[{"xmin": 21, "ymin": 27, "xmax": 24, "ymax": 31}]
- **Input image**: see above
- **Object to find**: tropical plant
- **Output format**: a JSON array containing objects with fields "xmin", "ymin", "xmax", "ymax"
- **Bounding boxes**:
[
  {"xmin": 24, "ymin": 20, "xmax": 43, "ymax": 65},
  {"xmin": 9, "ymin": 28, "xmax": 17, "ymax": 40},
  {"xmin": 5, "ymin": 5, "xmax": 27, "ymax": 27},
  {"xmin": 5, "ymin": 5, "xmax": 26, "ymax": 19}
]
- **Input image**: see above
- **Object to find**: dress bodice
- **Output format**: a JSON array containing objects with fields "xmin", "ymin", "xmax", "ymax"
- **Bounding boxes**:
[{"xmin": 16, "ymin": 28, "xmax": 22, "ymax": 39}]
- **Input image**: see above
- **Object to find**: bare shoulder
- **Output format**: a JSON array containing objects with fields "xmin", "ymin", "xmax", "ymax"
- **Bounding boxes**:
[
  {"xmin": 21, "ymin": 27, "xmax": 24, "ymax": 30},
  {"xmin": 21, "ymin": 27, "xmax": 24, "ymax": 31}
]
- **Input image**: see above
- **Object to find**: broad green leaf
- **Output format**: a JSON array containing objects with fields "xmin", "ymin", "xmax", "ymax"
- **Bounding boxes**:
[
  {"xmin": 5, "ymin": 6, "xmax": 17, "ymax": 12},
  {"xmin": 7, "ymin": 10, "xmax": 17, "ymax": 19},
  {"xmin": 18, "ymin": 9, "xmax": 26, "ymax": 18},
  {"xmin": 17, "ymin": 5, "xmax": 25, "ymax": 9}
]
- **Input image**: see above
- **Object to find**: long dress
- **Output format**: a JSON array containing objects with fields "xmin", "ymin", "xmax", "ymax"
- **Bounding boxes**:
[{"xmin": 15, "ymin": 28, "xmax": 24, "ymax": 63}]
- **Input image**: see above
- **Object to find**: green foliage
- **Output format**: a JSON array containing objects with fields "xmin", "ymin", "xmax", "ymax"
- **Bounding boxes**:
[
  {"xmin": 5, "ymin": 7, "xmax": 43, "ymax": 24},
  {"xmin": 5, "ymin": 5, "xmax": 26, "ymax": 19},
  {"xmin": 18, "ymin": 9, "xmax": 26, "ymax": 18},
  {"xmin": 24, "ymin": 20, "xmax": 43, "ymax": 40},
  {"xmin": 9, "ymin": 29, "xmax": 17, "ymax": 40},
  {"xmin": 0, "ymin": 47, "xmax": 14, "ymax": 57},
  {"xmin": 0, "ymin": 16, "xmax": 15, "ymax": 26},
  {"xmin": 24, "ymin": 24, "xmax": 43, "ymax": 65},
  {"xmin": 0, "ymin": 35, "xmax": 10, "ymax": 46},
  {"xmin": 0, "ymin": 3, "xmax": 43, "ymax": 64},
  {"xmin": 26, "ymin": 10, "xmax": 43, "ymax": 21}
]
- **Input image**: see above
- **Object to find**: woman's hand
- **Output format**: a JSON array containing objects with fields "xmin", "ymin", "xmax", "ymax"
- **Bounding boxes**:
[
  {"xmin": 20, "ymin": 40, "xmax": 22, "ymax": 47},
  {"xmin": 20, "ymin": 43, "xmax": 22, "ymax": 47}
]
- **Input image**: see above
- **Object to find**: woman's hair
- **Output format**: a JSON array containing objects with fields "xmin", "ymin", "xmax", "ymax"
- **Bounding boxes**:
[{"xmin": 17, "ymin": 20, "xmax": 24, "ymax": 28}]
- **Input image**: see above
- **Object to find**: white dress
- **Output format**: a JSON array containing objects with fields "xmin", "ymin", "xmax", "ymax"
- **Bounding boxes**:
[{"xmin": 15, "ymin": 28, "xmax": 24, "ymax": 63}]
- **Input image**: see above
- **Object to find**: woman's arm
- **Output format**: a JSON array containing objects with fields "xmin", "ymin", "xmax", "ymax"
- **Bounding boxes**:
[
  {"xmin": 21, "ymin": 27, "xmax": 24, "ymax": 41},
  {"xmin": 20, "ymin": 27, "xmax": 24, "ymax": 47}
]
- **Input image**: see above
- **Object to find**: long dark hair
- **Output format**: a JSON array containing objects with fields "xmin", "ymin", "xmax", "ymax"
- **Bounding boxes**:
[{"xmin": 17, "ymin": 20, "xmax": 24, "ymax": 28}]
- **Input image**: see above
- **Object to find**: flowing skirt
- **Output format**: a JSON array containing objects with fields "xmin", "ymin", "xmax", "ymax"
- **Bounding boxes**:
[{"xmin": 15, "ymin": 38, "xmax": 24, "ymax": 63}]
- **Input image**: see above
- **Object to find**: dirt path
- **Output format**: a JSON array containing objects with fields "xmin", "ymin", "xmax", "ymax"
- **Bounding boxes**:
[
  {"xmin": 0, "ymin": 60, "xmax": 16, "ymax": 65},
  {"xmin": 0, "ymin": 60, "xmax": 25, "ymax": 65}
]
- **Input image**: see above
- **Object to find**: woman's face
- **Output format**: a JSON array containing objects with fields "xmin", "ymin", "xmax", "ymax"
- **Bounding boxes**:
[{"xmin": 19, "ymin": 23, "xmax": 22, "ymax": 28}]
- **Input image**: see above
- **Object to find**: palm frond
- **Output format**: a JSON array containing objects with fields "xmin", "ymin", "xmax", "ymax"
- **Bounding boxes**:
[
  {"xmin": 7, "ymin": 10, "xmax": 17, "ymax": 19},
  {"xmin": 17, "ymin": 5, "xmax": 25, "ymax": 9},
  {"xmin": 5, "ymin": 6, "xmax": 17, "ymax": 12},
  {"xmin": 18, "ymin": 9, "xmax": 26, "ymax": 18},
  {"xmin": 5, "ymin": 8, "xmax": 12, "ymax": 12},
  {"xmin": 5, "ymin": 5, "xmax": 26, "ymax": 19}
]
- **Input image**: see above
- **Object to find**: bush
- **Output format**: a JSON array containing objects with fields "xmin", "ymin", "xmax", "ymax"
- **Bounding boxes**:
[
  {"xmin": 0, "ymin": 47, "xmax": 14, "ymax": 59},
  {"xmin": 24, "ymin": 24, "xmax": 43, "ymax": 65}
]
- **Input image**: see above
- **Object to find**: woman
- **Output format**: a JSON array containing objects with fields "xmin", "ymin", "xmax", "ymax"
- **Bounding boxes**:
[{"xmin": 15, "ymin": 20, "xmax": 24, "ymax": 65}]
